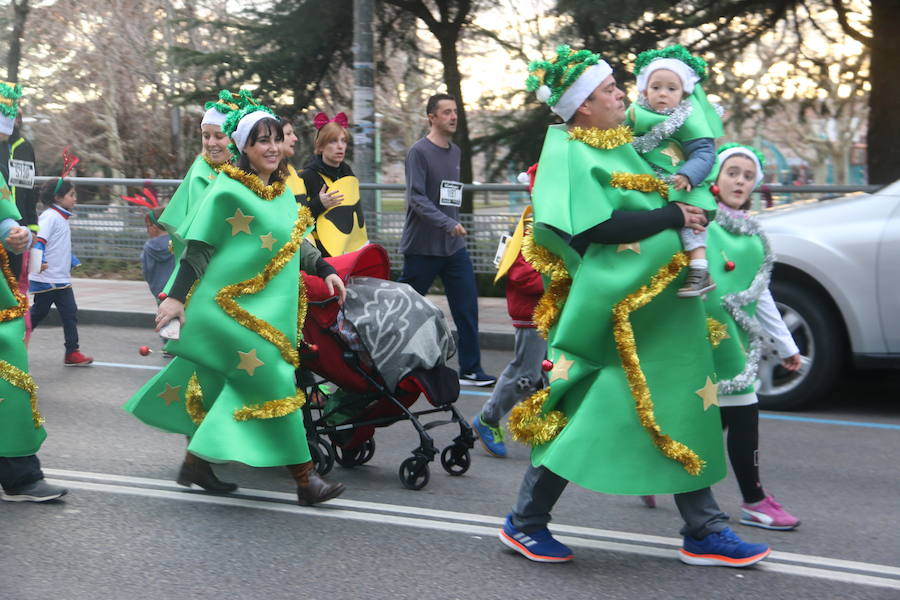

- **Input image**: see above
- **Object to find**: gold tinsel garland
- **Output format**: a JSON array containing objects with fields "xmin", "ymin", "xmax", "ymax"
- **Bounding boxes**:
[
  {"xmin": 0, "ymin": 245, "xmax": 28, "ymax": 323},
  {"xmin": 706, "ymin": 317, "xmax": 728, "ymax": 348},
  {"xmin": 521, "ymin": 232, "xmax": 571, "ymax": 340},
  {"xmin": 507, "ymin": 388, "xmax": 568, "ymax": 446},
  {"xmin": 612, "ymin": 251, "xmax": 706, "ymax": 476},
  {"xmin": 201, "ymin": 155, "xmax": 226, "ymax": 172},
  {"xmin": 184, "ymin": 373, "xmax": 207, "ymax": 425},
  {"xmin": 0, "ymin": 359, "xmax": 43, "ymax": 428},
  {"xmin": 567, "ymin": 125, "xmax": 634, "ymax": 150},
  {"xmin": 609, "ymin": 172, "xmax": 669, "ymax": 200},
  {"xmin": 219, "ymin": 163, "xmax": 286, "ymax": 201},
  {"xmin": 215, "ymin": 206, "xmax": 313, "ymax": 368},
  {"xmin": 233, "ymin": 388, "xmax": 306, "ymax": 421},
  {"xmin": 297, "ymin": 277, "xmax": 308, "ymax": 345}
]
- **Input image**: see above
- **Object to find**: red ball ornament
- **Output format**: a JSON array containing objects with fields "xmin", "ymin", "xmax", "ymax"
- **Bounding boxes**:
[
  {"xmin": 157, "ymin": 292, "xmax": 167, "ymax": 301},
  {"xmin": 138, "ymin": 345, "xmax": 152, "ymax": 356},
  {"xmin": 710, "ymin": 184, "xmax": 720, "ymax": 196},
  {"xmin": 307, "ymin": 344, "xmax": 319, "ymax": 354},
  {"xmin": 724, "ymin": 261, "xmax": 736, "ymax": 272},
  {"xmin": 542, "ymin": 359, "xmax": 554, "ymax": 372}
]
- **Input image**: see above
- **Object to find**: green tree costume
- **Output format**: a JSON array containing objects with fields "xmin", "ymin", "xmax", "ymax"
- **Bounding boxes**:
[
  {"xmin": 509, "ymin": 124, "xmax": 726, "ymax": 495},
  {"xmin": 704, "ymin": 208, "xmax": 771, "ymax": 395},
  {"xmin": 124, "ymin": 154, "xmax": 225, "ymax": 437},
  {"xmin": 0, "ymin": 176, "xmax": 46, "ymax": 457},
  {"xmin": 127, "ymin": 165, "xmax": 313, "ymax": 467}
]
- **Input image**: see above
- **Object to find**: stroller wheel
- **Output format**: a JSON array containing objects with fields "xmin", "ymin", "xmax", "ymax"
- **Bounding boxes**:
[
  {"xmin": 358, "ymin": 438, "xmax": 376, "ymax": 465},
  {"xmin": 309, "ymin": 436, "xmax": 335, "ymax": 476},
  {"xmin": 440, "ymin": 444, "xmax": 471, "ymax": 476},
  {"xmin": 334, "ymin": 443, "xmax": 366, "ymax": 468},
  {"xmin": 399, "ymin": 456, "xmax": 430, "ymax": 490}
]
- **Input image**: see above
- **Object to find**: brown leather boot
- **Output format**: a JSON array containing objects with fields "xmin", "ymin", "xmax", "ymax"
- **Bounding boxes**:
[
  {"xmin": 177, "ymin": 453, "xmax": 239, "ymax": 493},
  {"xmin": 287, "ymin": 461, "xmax": 345, "ymax": 506}
]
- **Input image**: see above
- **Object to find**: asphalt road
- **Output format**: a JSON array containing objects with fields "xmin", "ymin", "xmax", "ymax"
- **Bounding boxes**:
[{"xmin": 3, "ymin": 323, "xmax": 899, "ymax": 600}]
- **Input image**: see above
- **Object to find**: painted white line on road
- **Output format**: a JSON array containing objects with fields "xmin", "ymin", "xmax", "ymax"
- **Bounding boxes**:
[
  {"xmin": 43, "ymin": 468, "xmax": 900, "ymax": 588},
  {"xmin": 93, "ymin": 361, "xmax": 163, "ymax": 371}
]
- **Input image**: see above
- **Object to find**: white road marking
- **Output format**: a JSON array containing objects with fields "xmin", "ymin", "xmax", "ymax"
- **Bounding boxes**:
[{"xmin": 43, "ymin": 468, "xmax": 900, "ymax": 590}]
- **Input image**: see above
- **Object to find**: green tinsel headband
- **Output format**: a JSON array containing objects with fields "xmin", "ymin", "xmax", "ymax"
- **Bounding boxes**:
[
  {"xmin": 0, "ymin": 80, "xmax": 22, "ymax": 119},
  {"xmin": 634, "ymin": 45, "xmax": 707, "ymax": 83},
  {"xmin": 525, "ymin": 44, "xmax": 602, "ymax": 108}
]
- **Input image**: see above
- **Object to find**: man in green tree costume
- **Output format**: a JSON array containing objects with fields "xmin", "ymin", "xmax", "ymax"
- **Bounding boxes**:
[
  {"xmin": 0, "ymin": 83, "xmax": 67, "ymax": 502},
  {"xmin": 497, "ymin": 45, "xmax": 770, "ymax": 567}
]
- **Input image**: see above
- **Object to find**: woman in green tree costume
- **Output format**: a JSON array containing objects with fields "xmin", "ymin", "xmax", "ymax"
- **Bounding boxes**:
[
  {"xmin": 0, "ymin": 113, "xmax": 67, "ymax": 501},
  {"xmin": 496, "ymin": 45, "xmax": 770, "ymax": 568},
  {"xmin": 626, "ymin": 45, "xmax": 724, "ymax": 298},
  {"xmin": 702, "ymin": 143, "xmax": 802, "ymax": 530},
  {"xmin": 129, "ymin": 93, "xmax": 344, "ymax": 506},
  {"xmin": 124, "ymin": 95, "xmax": 237, "ymax": 493}
]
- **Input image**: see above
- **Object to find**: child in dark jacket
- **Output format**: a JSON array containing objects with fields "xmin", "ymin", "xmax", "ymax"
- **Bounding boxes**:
[
  {"xmin": 140, "ymin": 207, "xmax": 174, "ymax": 301},
  {"xmin": 471, "ymin": 204, "xmax": 546, "ymax": 457}
]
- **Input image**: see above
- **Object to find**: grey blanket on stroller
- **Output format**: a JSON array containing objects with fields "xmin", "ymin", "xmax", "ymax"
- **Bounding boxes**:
[{"xmin": 338, "ymin": 276, "xmax": 456, "ymax": 391}]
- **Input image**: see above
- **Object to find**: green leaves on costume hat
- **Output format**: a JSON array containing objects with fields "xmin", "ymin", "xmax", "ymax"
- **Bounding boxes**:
[
  {"xmin": 0, "ymin": 81, "xmax": 23, "ymax": 119},
  {"xmin": 526, "ymin": 44, "xmax": 602, "ymax": 107},
  {"xmin": 634, "ymin": 45, "xmax": 708, "ymax": 82},
  {"xmin": 718, "ymin": 142, "xmax": 767, "ymax": 170}
]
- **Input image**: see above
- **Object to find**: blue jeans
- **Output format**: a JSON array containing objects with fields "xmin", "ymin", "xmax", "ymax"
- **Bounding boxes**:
[
  {"xmin": 400, "ymin": 248, "xmax": 482, "ymax": 374},
  {"xmin": 0, "ymin": 455, "xmax": 43, "ymax": 492},
  {"xmin": 30, "ymin": 286, "xmax": 80, "ymax": 353}
]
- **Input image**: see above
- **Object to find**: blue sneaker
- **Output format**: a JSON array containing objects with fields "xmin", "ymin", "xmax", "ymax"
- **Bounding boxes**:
[
  {"xmin": 472, "ymin": 415, "xmax": 507, "ymax": 457},
  {"xmin": 499, "ymin": 514, "xmax": 573, "ymax": 563},
  {"xmin": 680, "ymin": 527, "xmax": 770, "ymax": 567},
  {"xmin": 459, "ymin": 371, "xmax": 497, "ymax": 387}
]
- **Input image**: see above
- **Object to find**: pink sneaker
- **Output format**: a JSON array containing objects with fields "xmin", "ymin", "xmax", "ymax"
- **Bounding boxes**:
[{"xmin": 740, "ymin": 495, "xmax": 800, "ymax": 530}]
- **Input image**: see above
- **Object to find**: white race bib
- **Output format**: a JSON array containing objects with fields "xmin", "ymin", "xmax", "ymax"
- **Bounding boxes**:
[
  {"xmin": 439, "ymin": 180, "xmax": 463, "ymax": 207},
  {"xmin": 493, "ymin": 234, "xmax": 510, "ymax": 267},
  {"xmin": 8, "ymin": 159, "xmax": 35, "ymax": 189}
]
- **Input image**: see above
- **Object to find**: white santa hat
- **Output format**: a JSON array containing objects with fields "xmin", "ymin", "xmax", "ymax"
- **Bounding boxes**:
[{"xmin": 636, "ymin": 58, "xmax": 701, "ymax": 95}]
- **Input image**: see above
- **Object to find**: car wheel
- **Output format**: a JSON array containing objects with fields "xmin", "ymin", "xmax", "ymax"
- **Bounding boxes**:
[{"xmin": 757, "ymin": 279, "xmax": 845, "ymax": 410}]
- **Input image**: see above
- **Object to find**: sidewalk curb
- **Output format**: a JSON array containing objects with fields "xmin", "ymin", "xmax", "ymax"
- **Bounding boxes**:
[{"xmin": 42, "ymin": 308, "xmax": 516, "ymax": 352}]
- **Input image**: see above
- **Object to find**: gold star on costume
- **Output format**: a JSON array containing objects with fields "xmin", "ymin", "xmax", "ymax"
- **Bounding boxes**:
[
  {"xmin": 549, "ymin": 354, "xmax": 574, "ymax": 383},
  {"xmin": 660, "ymin": 142, "xmax": 685, "ymax": 167},
  {"xmin": 1, "ymin": 187, "xmax": 10, "ymax": 200},
  {"xmin": 236, "ymin": 349, "xmax": 264, "ymax": 376},
  {"xmin": 259, "ymin": 232, "xmax": 277, "ymax": 250},
  {"xmin": 208, "ymin": 173, "xmax": 216, "ymax": 180},
  {"xmin": 617, "ymin": 242, "xmax": 641, "ymax": 254},
  {"xmin": 158, "ymin": 383, "xmax": 182, "ymax": 406},
  {"xmin": 695, "ymin": 377, "xmax": 719, "ymax": 411},
  {"xmin": 226, "ymin": 208, "xmax": 254, "ymax": 236},
  {"xmin": 706, "ymin": 317, "xmax": 730, "ymax": 348}
]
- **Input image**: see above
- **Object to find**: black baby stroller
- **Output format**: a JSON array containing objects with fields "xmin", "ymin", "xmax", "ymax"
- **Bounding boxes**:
[{"xmin": 298, "ymin": 244, "xmax": 475, "ymax": 490}]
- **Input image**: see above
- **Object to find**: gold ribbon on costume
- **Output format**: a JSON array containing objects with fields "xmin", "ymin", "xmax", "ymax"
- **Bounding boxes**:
[{"xmin": 494, "ymin": 206, "xmax": 533, "ymax": 283}]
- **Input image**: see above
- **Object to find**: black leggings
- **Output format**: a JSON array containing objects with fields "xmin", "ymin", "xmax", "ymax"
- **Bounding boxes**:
[{"xmin": 720, "ymin": 404, "xmax": 766, "ymax": 504}]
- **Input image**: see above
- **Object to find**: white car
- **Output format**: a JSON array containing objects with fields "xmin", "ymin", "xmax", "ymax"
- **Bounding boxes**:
[{"xmin": 755, "ymin": 180, "xmax": 900, "ymax": 410}]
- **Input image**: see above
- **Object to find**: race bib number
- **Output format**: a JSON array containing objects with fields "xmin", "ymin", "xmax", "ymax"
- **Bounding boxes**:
[
  {"xmin": 8, "ymin": 159, "xmax": 35, "ymax": 189},
  {"xmin": 493, "ymin": 234, "xmax": 510, "ymax": 267},
  {"xmin": 439, "ymin": 180, "xmax": 463, "ymax": 207}
]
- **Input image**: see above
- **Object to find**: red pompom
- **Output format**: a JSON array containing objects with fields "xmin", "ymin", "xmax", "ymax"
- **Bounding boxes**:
[
  {"xmin": 710, "ymin": 184, "xmax": 720, "ymax": 196},
  {"xmin": 138, "ymin": 345, "xmax": 152, "ymax": 356},
  {"xmin": 724, "ymin": 261, "xmax": 736, "ymax": 272},
  {"xmin": 542, "ymin": 359, "xmax": 553, "ymax": 372},
  {"xmin": 157, "ymin": 292, "xmax": 167, "ymax": 301},
  {"xmin": 307, "ymin": 344, "xmax": 318, "ymax": 354}
]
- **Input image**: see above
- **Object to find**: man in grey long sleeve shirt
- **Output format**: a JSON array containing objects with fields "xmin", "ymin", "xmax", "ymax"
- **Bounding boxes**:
[{"xmin": 398, "ymin": 93, "xmax": 495, "ymax": 387}]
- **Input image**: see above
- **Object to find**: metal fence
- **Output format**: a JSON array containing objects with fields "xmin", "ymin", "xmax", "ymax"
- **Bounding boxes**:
[{"xmin": 31, "ymin": 176, "xmax": 883, "ymax": 274}]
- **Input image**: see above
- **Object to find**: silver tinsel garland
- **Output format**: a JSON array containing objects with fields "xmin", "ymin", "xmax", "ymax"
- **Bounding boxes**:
[
  {"xmin": 632, "ymin": 97, "xmax": 692, "ymax": 154},
  {"xmin": 715, "ymin": 209, "xmax": 776, "ymax": 394}
]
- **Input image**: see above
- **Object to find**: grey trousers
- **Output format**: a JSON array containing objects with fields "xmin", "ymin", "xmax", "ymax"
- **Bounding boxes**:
[
  {"xmin": 480, "ymin": 327, "xmax": 547, "ymax": 425},
  {"xmin": 679, "ymin": 226, "xmax": 708, "ymax": 252},
  {"xmin": 511, "ymin": 465, "xmax": 730, "ymax": 539}
]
